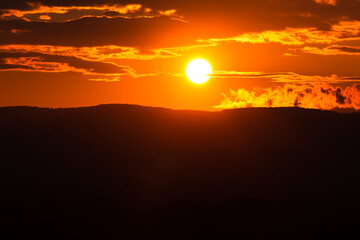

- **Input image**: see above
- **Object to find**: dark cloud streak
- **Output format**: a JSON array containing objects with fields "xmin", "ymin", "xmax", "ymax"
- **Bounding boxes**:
[
  {"xmin": 0, "ymin": 51, "xmax": 132, "ymax": 74},
  {"xmin": 0, "ymin": 16, "xmax": 200, "ymax": 48}
]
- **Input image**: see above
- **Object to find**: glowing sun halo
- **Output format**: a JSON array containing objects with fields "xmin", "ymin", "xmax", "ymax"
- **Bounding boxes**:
[{"xmin": 186, "ymin": 59, "xmax": 212, "ymax": 84}]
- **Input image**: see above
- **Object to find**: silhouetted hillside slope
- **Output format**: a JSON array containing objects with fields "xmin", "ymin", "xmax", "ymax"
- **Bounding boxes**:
[{"xmin": 1, "ymin": 105, "xmax": 359, "ymax": 239}]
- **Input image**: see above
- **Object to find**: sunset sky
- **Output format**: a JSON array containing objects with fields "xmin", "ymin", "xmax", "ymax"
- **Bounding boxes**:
[{"xmin": 1, "ymin": 0, "xmax": 360, "ymax": 110}]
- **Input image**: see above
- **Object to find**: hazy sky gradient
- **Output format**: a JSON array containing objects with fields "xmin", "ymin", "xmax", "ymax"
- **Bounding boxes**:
[{"xmin": 1, "ymin": 0, "xmax": 360, "ymax": 110}]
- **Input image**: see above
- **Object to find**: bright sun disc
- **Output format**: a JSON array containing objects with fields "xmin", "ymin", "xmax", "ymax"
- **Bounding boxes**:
[{"xmin": 186, "ymin": 59, "xmax": 212, "ymax": 84}]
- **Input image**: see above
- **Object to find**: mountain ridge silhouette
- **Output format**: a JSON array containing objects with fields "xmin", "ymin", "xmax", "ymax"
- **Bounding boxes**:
[{"xmin": 1, "ymin": 104, "xmax": 359, "ymax": 239}]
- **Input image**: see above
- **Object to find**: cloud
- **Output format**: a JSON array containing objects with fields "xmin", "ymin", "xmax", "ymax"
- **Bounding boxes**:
[
  {"xmin": 9, "ymin": 29, "xmax": 30, "ymax": 34},
  {"xmin": 89, "ymin": 72, "xmax": 159, "ymax": 82},
  {"xmin": 200, "ymin": 20, "xmax": 360, "ymax": 46},
  {"xmin": 0, "ymin": 2, "xmax": 186, "ymax": 23},
  {"xmin": 210, "ymin": 71, "xmax": 360, "ymax": 84},
  {"xmin": 158, "ymin": 9, "xmax": 186, "ymax": 22},
  {"xmin": 1, "ymin": 56, "xmax": 89, "ymax": 73},
  {"xmin": 0, "ymin": 49, "xmax": 171, "ymax": 81},
  {"xmin": 38, "ymin": 15, "xmax": 51, "ymax": 20},
  {"xmin": 2, "ymin": 0, "xmax": 360, "ymax": 28},
  {"xmin": 88, "ymin": 77, "xmax": 122, "ymax": 82},
  {"xmin": 210, "ymin": 71, "xmax": 293, "ymax": 78},
  {"xmin": 0, "ymin": 53, "xmax": 134, "ymax": 76},
  {"xmin": 0, "ymin": 41, "xmax": 215, "ymax": 63},
  {"xmin": 270, "ymin": 73, "xmax": 359, "ymax": 84},
  {"xmin": 302, "ymin": 45, "xmax": 360, "ymax": 55},
  {"xmin": 0, "ymin": 44, "xmax": 165, "ymax": 61},
  {"xmin": 6, "ymin": 1, "xmax": 360, "ymax": 50},
  {"xmin": 314, "ymin": 0, "xmax": 337, "ymax": 6},
  {"xmin": 0, "ymin": 15, "xmax": 199, "ymax": 48},
  {"xmin": 215, "ymin": 83, "xmax": 360, "ymax": 111},
  {"xmin": 2, "ymin": 2, "xmax": 360, "ymax": 51},
  {"xmin": 0, "ymin": 3, "xmax": 148, "ymax": 22}
]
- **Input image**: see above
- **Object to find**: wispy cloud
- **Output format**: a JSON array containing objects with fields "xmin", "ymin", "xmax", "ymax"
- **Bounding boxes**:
[
  {"xmin": 0, "ymin": 3, "xmax": 185, "ymax": 22},
  {"xmin": 210, "ymin": 71, "xmax": 360, "ymax": 84},
  {"xmin": 302, "ymin": 45, "xmax": 360, "ymax": 55},
  {"xmin": 1, "ymin": 56, "xmax": 91, "ymax": 73},
  {"xmin": 0, "ymin": 3, "xmax": 144, "ymax": 21},
  {"xmin": 89, "ymin": 72, "xmax": 159, "ymax": 82},
  {"xmin": 0, "ymin": 55, "xmax": 134, "ymax": 77},
  {"xmin": 200, "ymin": 20, "xmax": 360, "ymax": 46},
  {"xmin": 0, "ymin": 51, "xmax": 168, "ymax": 82},
  {"xmin": 314, "ymin": 0, "xmax": 337, "ymax": 6},
  {"xmin": 0, "ymin": 42, "xmax": 214, "ymax": 62},
  {"xmin": 0, "ymin": 44, "xmax": 167, "ymax": 61},
  {"xmin": 210, "ymin": 71, "xmax": 293, "ymax": 78}
]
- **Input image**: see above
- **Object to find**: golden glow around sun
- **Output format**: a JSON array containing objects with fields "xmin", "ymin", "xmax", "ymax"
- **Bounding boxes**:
[{"xmin": 186, "ymin": 59, "xmax": 212, "ymax": 84}]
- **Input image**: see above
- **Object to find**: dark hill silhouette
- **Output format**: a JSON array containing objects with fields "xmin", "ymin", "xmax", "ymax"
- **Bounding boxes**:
[{"xmin": 1, "ymin": 104, "xmax": 359, "ymax": 239}]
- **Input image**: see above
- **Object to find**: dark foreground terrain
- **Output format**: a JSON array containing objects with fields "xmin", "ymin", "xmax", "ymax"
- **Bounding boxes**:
[{"xmin": 1, "ymin": 105, "xmax": 359, "ymax": 239}]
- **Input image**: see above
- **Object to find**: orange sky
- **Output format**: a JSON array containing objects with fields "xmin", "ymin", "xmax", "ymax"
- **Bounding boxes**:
[{"xmin": 1, "ymin": 0, "xmax": 360, "ymax": 110}]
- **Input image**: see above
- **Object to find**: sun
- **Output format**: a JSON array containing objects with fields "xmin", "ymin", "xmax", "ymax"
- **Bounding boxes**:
[{"xmin": 186, "ymin": 59, "xmax": 212, "ymax": 84}]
